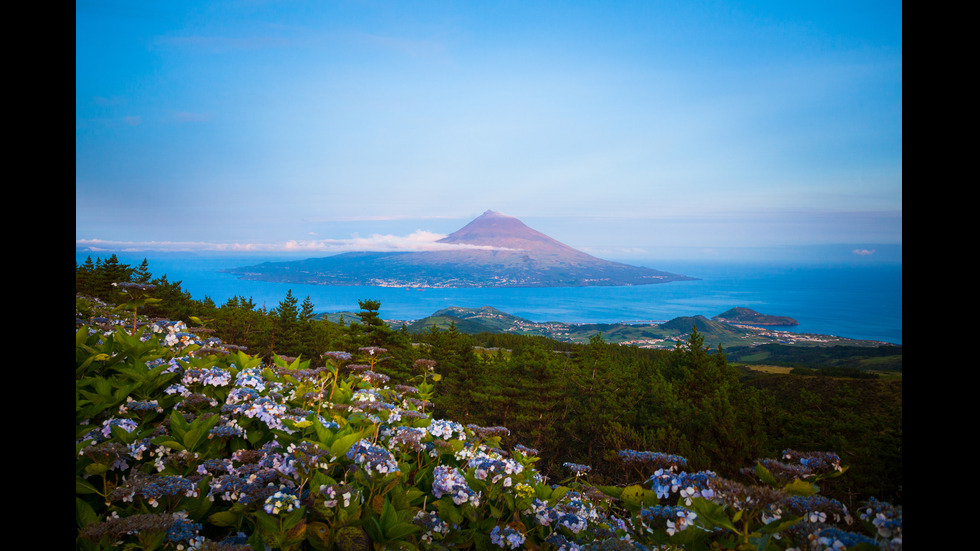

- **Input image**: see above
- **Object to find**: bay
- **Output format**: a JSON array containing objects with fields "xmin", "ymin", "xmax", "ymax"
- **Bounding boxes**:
[{"xmin": 76, "ymin": 252, "xmax": 902, "ymax": 344}]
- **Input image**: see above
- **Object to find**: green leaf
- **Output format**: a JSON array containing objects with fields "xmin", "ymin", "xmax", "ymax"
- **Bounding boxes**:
[
  {"xmin": 386, "ymin": 523, "xmax": 420, "ymax": 541},
  {"xmin": 596, "ymin": 485, "xmax": 624, "ymax": 498},
  {"xmin": 438, "ymin": 498, "xmax": 464, "ymax": 525},
  {"xmin": 184, "ymin": 427, "xmax": 205, "ymax": 451},
  {"xmin": 313, "ymin": 417, "xmax": 335, "ymax": 444},
  {"xmin": 755, "ymin": 462, "xmax": 779, "ymax": 487},
  {"xmin": 687, "ymin": 497, "xmax": 738, "ymax": 533},
  {"xmin": 620, "ymin": 484, "xmax": 652, "ymax": 507},
  {"xmin": 782, "ymin": 478, "xmax": 818, "ymax": 497},
  {"xmin": 549, "ymin": 485, "xmax": 570, "ymax": 503},
  {"xmin": 170, "ymin": 409, "xmax": 189, "ymax": 441},
  {"xmin": 282, "ymin": 506, "xmax": 307, "ymax": 530},
  {"xmin": 76, "ymin": 477, "xmax": 101, "ymax": 495},
  {"xmin": 758, "ymin": 515, "xmax": 801, "ymax": 534},
  {"xmin": 76, "ymin": 497, "xmax": 99, "ymax": 528},
  {"xmin": 150, "ymin": 437, "xmax": 186, "ymax": 452},
  {"xmin": 84, "ymin": 463, "xmax": 109, "ymax": 476},
  {"xmin": 209, "ymin": 510, "xmax": 241, "ymax": 527},
  {"xmin": 330, "ymin": 430, "xmax": 364, "ymax": 458},
  {"xmin": 254, "ymin": 510, "xmax": 281, "ymax": 535}
]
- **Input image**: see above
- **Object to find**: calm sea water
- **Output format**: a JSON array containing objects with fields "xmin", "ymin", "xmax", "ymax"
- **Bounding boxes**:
[{"xmin": 76, "ymin": 253, "xmax": 902, "ymax": 344}]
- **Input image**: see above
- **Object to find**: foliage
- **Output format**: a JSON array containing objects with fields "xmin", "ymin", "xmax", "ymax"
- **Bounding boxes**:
[
  {"xmin": 76, "ymin": 301, "xmax": 902, "ymax": 550},
  {"xmin": 725, "ymin": 344, "xmax": 902, "ymax": 373}
]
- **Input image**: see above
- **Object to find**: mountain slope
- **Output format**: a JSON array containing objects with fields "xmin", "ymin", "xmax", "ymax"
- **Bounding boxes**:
[{"xmin": 225, "ymin": 210, "xmax": 695, "ymax": 288}]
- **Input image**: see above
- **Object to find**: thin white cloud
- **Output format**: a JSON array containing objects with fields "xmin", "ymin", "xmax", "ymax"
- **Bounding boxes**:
[
  {"xmin": 76, "ymin": 231, "xmax": 520, "ymax": 254},
  {"xmin": 852, "ymin": 248, "xmax": 876, "ymax": 256}
]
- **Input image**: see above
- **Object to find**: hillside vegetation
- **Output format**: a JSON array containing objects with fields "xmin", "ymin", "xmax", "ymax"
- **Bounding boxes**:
[{"xmin": 76, "ymin": 256, "xmax": 902, "ymax": 550}]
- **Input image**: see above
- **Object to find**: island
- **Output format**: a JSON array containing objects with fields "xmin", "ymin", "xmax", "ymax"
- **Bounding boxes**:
[
  {"xmin": 711, "ymin": 307, "xmax": 799, "ymax": 327},
  {"xmin": 223, "ymin": 210, "xmax": 695, "ymax": 288}
]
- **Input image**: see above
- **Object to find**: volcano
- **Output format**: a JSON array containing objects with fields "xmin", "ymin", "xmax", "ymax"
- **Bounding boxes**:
[{"xmin": 225, "ymin": 210, "xmax": 695, "ymax": 288}]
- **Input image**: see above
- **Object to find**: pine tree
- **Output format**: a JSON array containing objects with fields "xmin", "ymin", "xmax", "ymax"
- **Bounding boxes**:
[
  {"xmin": 133, "ymin": 258, "xmax": 152, "ymax": 283},
  {"xmin": 271, "ymin": 290, "xmax": 300, "ymax": 356},
  {"xmin": 299, "ymin": 296, "xmax": 315, "ymax": 323},
  {"xmin": 76, "ymin": 256, "xmax": 97, "ymax": 296},
  {"xmin": 356, "ymin": 299, "xmax": 391, "ymax": 347}
]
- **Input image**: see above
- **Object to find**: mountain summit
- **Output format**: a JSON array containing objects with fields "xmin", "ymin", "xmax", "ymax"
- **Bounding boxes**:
[
  {"xmin": 225, "ymin": 211, "xmax": 695, "ymax": 288},
  {"xmin": 437, "ymin": 210, "xmax": 581, "ymax": 254}
]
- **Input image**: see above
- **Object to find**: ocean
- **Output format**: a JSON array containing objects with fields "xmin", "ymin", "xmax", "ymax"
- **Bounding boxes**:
[{"xmin": 75, "ymin": 252, "xmax": 902, "ymax": 345}]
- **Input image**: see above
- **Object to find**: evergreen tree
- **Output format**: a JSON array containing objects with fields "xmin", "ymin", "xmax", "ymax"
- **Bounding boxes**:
[
  {"xmin": 271, "ymin": 290, "xmax": 301, "ymax": 356},
  {"xmin": 94, "ymin": 255, "xmax": 132, "ymax": 299},
  {"xmin": 299, "ymin": 296, "xmax": 315, "ymax": 323},
  {"xmin": 562, "ymin": 333, "xmax": 636, "ymax": 467},
  {"xmin": 356, "ymin": 299, "xmax": 391, "ymax": 347},
  {"xmin": 76, "ymin": 256, "xmax": 97, "ymax": 296},
  {"xmin": 133, "ymin": 258, "xmax": 152, "ymax": 283}
]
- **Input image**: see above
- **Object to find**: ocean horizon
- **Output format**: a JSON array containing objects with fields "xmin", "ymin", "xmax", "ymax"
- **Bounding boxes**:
[{"xmin": 76, "ymin": 252, "xmax": 902, "ymax": 345}]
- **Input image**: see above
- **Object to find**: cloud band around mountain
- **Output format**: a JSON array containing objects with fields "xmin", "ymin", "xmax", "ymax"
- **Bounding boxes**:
[{"xmin": 75, "ymin": 230, "xmax": 520, "ymax": 254}]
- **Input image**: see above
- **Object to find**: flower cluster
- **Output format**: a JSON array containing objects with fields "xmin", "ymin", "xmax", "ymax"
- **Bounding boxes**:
[
  {"xmin": 109, "ymin": 472, "xmax": 199, "ymax": 508},
  {"xmin": 345, "ymin": 439, "xmax": 399, "ymax": 477},
  {"xmin": 427, "ymin": 418, "xmax": 467, "ymax": 440},
  {"xmin": 563, "ymin": 462, "xmax": 591, "ymax": 477},
  {"xmin": 639, "ymin": 505, "xmax": 698, "ymax": 536},
  {"xmin": 619, "ymin": 449, "xmax": 688, "ymax": 470},
  {"xmin": 468, "ymin": 452, "xmax": 523, "ymax": 483},
  {"xmin": 223, "ymin": 395, "xmax": 290, "ymax": 432},
  {"xmin": 235, "ymin": 367, "xmax": 267, "ymax": 392},
  {"xmin": 322, "ymin": 350, "xmax": 352, "ymax": 362},
  {"xmin": 860, "ymin": 497, "xmax": 903, "ymax": 542},
  {"xmin": 263, "ymin": 487, "xmax": 301, "ymax": 515},
  {"xmin": 208, "ymin": 418, "xmax": 246, "ymax": 440},
  {"xmin": 181, "ymin": 366, "xmax": 232, "ymax": 387},
  {"xmin": 118, "ymin": 397, "xmax": 163, "ymax": 415},
  {"xmin": 467, "ymin": 424, "xmax": 511, "ymax": 438},
  {"xmin": 648, "ymin": 467, "xmax": 717, "ymax": 502},
  {"xmin": 318, "ymin": 483, "xmax": 358, "ymax": 509},
  {"xmin": 490, "ymin": 525, "xmax": 526, "ymax": 549},
  {"xmin": 413, "ymin": 510, "xmax": 451, "ymax": 543},
  {"xmin": 432, "ymin": 465, "xmax": 481, "ymax": 506}
]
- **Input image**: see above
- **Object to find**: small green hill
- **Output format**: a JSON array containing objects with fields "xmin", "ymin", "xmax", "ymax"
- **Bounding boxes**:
[
  {"xmin": 713, "ymin": 307, "xmax": 799, "ymax": 326},
  {"xmin": 658, "ymin": 315, "xmax": 743, "ymax": 336}
]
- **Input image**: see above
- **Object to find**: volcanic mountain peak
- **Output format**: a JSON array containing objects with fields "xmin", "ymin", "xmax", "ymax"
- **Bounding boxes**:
[
  {"xmin": 437, "ymin": 210, "xmax": 581, "ymax": 255},
  {"xmin": 225, "ymin": 209, "xmax": 697, "ymax": 287}
]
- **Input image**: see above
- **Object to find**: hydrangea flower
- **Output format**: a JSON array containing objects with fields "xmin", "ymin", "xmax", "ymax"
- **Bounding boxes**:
[
  {"xmin": 101, "ymin": 417, "xmax": 139, "ymax": 438},
  {"xmin": 619, "ymin": 449, "xmax": 688, "ymax": 471},
  {"xmin": 319, "ymin": 484, "xmax": 358, "ymax": 508},
  {"xmin": 428, "ymin": 419, "xmax": 466, "ymax": 440},
  {"xmin": 468, "ymin": 453, "xmax": 523, "ymax": 482},
  {"xmin": 432, "ymin": 465, "xmax": 481, "ymax": 506},
  {"xmin": 490, "ymin": 525, "xmax": 525, "ymax": 549},
  {"xmin": 209, "ymin": 418, "xmax": 245, "ymax": 440},
  {"xmin": 346, "ymin": 439, "xmax": 399, "ymax": 477},
  {"xmin": 182, "ymin": 367, "xmax": 232, "ymax": 387},
  {"xmin": 413, "ymin": 510, "xmax": 450, "ymax": 543},
  {"xmin": 235, "ymin": 367, "xmax": 266, "ymax": 392},
  {"xmin": 263, "ymin": 488, "xmax": 300, "ymax": 515},
  {"xmin": 639, "ymin": 505, "xmax": 697, "ymax": 536}
]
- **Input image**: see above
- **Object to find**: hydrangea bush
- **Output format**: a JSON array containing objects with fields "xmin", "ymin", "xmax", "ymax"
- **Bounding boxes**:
[{"xmin": 76, "ymin": 304, "xmax": 901, "ymax": 550}]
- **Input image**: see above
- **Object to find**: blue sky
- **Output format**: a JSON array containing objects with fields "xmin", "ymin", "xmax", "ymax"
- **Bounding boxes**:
[{"xmin": 76, "ymin": 0, "xmax": 901, "ymax": 263}]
